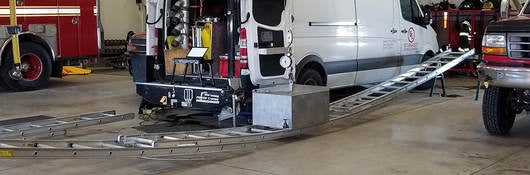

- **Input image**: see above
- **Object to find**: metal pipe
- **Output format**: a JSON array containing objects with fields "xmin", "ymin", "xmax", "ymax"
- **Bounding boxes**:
[
  {"xmin": 232, "ymin": 95, "xmax": 238, "ymax": 127},
  {"xmin": 180, "ymin": 0, "xmax": 190, "ymax": 49},
  {"xmin": 227, "ymin": 0, "xmax": 236, "ymax": 77},
  {"xmin": 9, "ymin": 0, "xmax": 21, "ymax": 79}
]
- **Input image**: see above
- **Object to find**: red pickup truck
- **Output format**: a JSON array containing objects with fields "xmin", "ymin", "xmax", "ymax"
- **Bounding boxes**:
[{"xmin": 478, "ymin": 4, "xmax": 530, "ymax": 135}]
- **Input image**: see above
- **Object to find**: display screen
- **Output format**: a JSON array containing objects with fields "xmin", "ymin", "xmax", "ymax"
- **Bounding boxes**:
[{"xmin": 187, "ymin": 47, "xmax": 208, "ymax": 58}]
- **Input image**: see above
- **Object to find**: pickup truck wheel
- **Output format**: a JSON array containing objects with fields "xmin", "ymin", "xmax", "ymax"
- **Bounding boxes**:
[
  {"xmin": 483, "ymin": 86, "xmax": 516, "ymax": 135},
  {"xmin": 297, "ymin": 69, "xmax": 324, "ymax": 86},
  {"xmin": 0, "ymin": 42, "xmax": 52, "ymax": 91}
]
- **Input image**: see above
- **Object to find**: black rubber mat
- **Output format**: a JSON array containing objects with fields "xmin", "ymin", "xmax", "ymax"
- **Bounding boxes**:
[{"xmin": 0, "ymin": 115, "xmax": 55, "ymax": 126}]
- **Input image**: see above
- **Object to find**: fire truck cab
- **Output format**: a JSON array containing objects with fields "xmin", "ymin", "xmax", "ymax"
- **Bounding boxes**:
[{"xmin": 0, "ymin": 0, "xmax": 99, "ymax": 91}]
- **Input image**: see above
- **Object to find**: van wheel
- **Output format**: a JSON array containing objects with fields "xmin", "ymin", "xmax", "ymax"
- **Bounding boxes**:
[
  {"xmin": 483, "ymin": 86, "xmax": 516, "ymax": 135},
  {"xmin": 0, "ymin": 42, "xmax": 52, "ymax": 91},
  {"xmin": 415, "ymin": 54, "xmax": 435, "ymax": 91},
  {"xmin": 297, "ymin": 69, "xmax": 324, "ymax": 86}
]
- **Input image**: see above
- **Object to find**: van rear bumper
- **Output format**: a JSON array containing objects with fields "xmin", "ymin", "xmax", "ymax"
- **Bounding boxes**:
[
  {"xmin": 477, "ymin": 63, "xmax": 530, "ymax": 89},
  {"xmin": 136, "ymin": 82, "xmax": 233, "ymax": 112}
]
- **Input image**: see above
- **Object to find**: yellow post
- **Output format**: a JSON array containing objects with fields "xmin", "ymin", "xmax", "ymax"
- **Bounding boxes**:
[{"xmin": 9, "ymin": 0, "xmax": 21, "ymax": 66}]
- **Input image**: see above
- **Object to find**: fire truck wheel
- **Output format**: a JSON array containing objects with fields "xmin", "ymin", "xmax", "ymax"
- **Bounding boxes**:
[
  {"xmin": 0, "ymin": 42, "xmax": 52, "ymax": 91},
  {"xmin": 297, "ymin": 69, "xmax": 324, "ymax": 86},
  {"xmin": 483, "ymin": 86, "xmax": 517, "ymax": 135}
]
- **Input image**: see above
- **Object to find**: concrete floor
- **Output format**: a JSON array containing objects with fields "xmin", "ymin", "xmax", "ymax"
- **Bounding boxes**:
[{"xmin": 1, "ymin": 71, "xmax": 530, "ymax": 175}]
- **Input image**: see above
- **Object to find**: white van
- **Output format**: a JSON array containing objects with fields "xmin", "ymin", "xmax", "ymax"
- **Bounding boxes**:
[
  {"xmin": 133, "ymin": 0, "xmax": 440, "ymax": 114},
  {"xmin": 241, "ymin": 0, "xmax": 439, "ymax": 88}
]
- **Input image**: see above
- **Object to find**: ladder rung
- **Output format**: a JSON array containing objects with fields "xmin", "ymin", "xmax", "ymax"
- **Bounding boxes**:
[
  {"xmin": 401, "ymin": 76, "xmax": 424, "ymax": 79},
  {"xmin": 415, "ymin": 71, "xmax": 432, "ymax": 74},
  {"xmin": 391, "ymin": 81, "xmax": 412, "ymax": 84},
  {"xmin": 384, "ymin": 85, "xmax": 403, "ymax": 89},
  {"xmin": 135, "ymin": 143, "xmax": 155, "ymax": 148},
  {"xmin": 186, "ymin": 134, "xmax": 205, "ymax": 139},
  {"xmin": 70, "ymin": 144, "xmax": 93, "ymax": 149},
  {"xmin": 102, "ymin": 143, "xmax": 126, "ymax": 148},
  {"xmin": 0, "ymin": 128, "xmax": 14, "ymax": 132},
  {"xmin": 426, "ymin": 60, "xmax": 450, "ymax": 64},
  {"xmin": 424, "ymin": 66, "xmax": 439, "ymax": 69},
  {"xmin": 160, "ymin": 136, "xmax": 182, "ymax": 140},
  {"xmin": 177, "ymin": 143, "xmax": 198, "ymax": 147},
  {"xmin": 36, "ymin": 144, "xmax": 55, "ymax": 148},
  {"xmin": 79, "ymin": 117, "xmax": 91, "ymax": 121},
  {"xmin": 101, "ymin": 113, "xmax": 115, "ymax": 117},
  {"xmin": 208, "ymin": 133, "xmax": 230, "ymax": 138},
  {"xmin": 0, "ymin": 143, "xmax": 16, "ymax": 148},
  {"xmin": 442, "ymin": 55, "xmax": 459, "ymax": 59},
  {"xmin": 54, "ymin": 121, "xmax": 68, "ymax": 124},
  {"xmin": 29, "ymin": 124, "xmax": 42, "ymax": 128}
]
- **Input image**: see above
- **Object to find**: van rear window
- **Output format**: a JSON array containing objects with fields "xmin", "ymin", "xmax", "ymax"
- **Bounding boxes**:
[
  {"xmin": 253, "ymin": 0, "xmax": 285, "ymax": 26},
  {"xmin": 525, "ymin": 4, "xmax": 530, "ymax": 14}
]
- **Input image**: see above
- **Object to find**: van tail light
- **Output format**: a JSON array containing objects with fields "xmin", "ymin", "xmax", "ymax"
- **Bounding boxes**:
[{"xmin": 239, "ymin": 28, "xmax": 248, "ymax": 69}]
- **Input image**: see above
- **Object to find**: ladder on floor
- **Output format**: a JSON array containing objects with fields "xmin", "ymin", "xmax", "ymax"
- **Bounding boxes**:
[
  {"xmin": 0, "ymin": 111, "xmax": 134, "ymax": 139},
  {"xmin": 0, "ymin": 50, "xmax": 475, "ymax": 159}
]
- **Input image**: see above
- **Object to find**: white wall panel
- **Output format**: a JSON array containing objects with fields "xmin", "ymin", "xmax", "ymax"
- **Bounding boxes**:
[{"xmin": 100, "ymin": 0, "xmax": 145, "ymax": 40}]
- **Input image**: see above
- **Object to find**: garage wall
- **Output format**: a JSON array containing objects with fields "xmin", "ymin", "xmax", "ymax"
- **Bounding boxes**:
[{"xmin": 100, "ymin": 0, "xmax": 145, "ymax": 40}]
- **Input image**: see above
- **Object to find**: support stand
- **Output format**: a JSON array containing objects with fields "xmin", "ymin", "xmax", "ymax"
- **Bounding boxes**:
[{"xmin": 429, "ymin": 74, "xmax": 447, "ymax": 97}]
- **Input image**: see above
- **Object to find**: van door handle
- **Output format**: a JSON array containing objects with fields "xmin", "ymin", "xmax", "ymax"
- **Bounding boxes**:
[
  {"xmin": 390, "ymin": 28, "xmax": 397, "ymax": 34},
  {"xmin": 401, "ymin": 29, "xmax": 408, "ymax": 33}
]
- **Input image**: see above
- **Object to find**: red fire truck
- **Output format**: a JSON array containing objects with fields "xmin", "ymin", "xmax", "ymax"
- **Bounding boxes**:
[{"xmin": 0, "ymin": 0, "xmax": 100, "ymax": 91}]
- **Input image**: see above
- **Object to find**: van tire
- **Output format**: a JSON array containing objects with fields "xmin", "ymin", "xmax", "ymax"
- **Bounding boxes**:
[
  {"xmin": 297, "ymin": 69, "xmax": 324, "ymax": 86},
  {"xmin": 0, "ymin": 42, "xmax": 52, "ymax": 91},
  {"xmin": 483, "ymin": 86, "xmax": 516, "ymax": 135}
]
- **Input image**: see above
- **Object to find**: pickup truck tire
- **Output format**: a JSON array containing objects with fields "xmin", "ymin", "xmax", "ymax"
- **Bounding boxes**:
[
  {"xmin": 297, "ymin": 69, "xmax": 324, "ymax": 86},
  {"xmin": 482, "ymin": 86, "xmax": 516, "ymax": 135},
  {"xmin": 0, "ymin": 42, "xmax": 52, "ymax": 91}
]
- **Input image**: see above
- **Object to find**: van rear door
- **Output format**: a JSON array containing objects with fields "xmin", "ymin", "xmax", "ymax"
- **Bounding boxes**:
[{"xmin": 242, "ymin": 0, "xmax": 290, "ymax": 86}]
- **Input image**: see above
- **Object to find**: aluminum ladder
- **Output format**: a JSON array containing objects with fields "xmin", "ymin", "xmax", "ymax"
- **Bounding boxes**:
[
  {"xmin": 0, "ymin": 50, "xmax": 475, "ymax": 159},
  {"xmin": 0, "ymin": 111, "xmax": 134, "ymax": 139}
]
